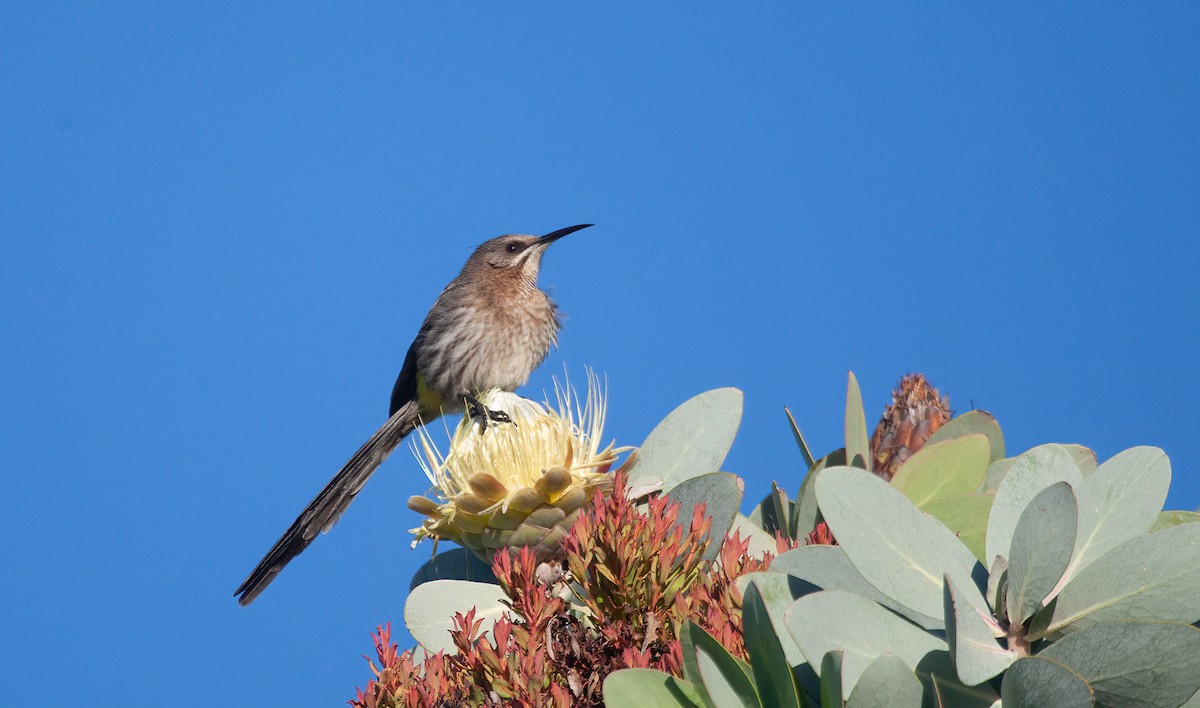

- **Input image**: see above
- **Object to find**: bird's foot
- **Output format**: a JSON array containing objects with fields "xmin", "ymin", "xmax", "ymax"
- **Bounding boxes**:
[{"xmin": 464, "ymin": 395, "xmax": 514, "ymax": 434}]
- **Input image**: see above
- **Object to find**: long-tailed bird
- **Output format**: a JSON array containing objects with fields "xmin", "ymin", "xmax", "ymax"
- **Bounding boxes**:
[{"xmin": 235, "ymin": 224, "xmax": 593, "ymax": 605}]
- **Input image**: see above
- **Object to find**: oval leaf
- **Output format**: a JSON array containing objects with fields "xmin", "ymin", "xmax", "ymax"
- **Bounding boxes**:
[
  {"xmin": 403, "ymin": 579, "xmax": 510, "ymax": 654},
  {"xmin": 944, "ymin": 575, "xmax": 1016, "ymax": 686},
  {"xmin": 891, "ymin": 434, "xmax": 990, "ymax": 509},
  {"xmin": 603, "ymin": 668, "xmax": 701, "ymax": 708},
  {"xmin": 771, "ymin": 545, "xmax": 941, "ymax": 630},
  {"xmin": 1045, "ymin": 523, "xmax": 1200, "ymax": 638},
  {"xmin": 816, "ymin": 467, "xmax": 986, "ymax": 623},
  {"xmin": 1150, "ymin": 510, "xmax": 1200, "ymax": 533},
  {"xmin": 925, "ymin": 410, "xmax": 1005, "ymax": 462},
  {"xmin": 784, "ymin": 589, "xmax": 946, "ymax": 695},
  {"xmin": 628, "ymin": 388, "xmax": 743, "ymax": 492},
  {"xmin": 409, "ymin": 547, "xmax": 497, "ymax": 589},
  {"xmin": 845, "ymin": 654, "xmax": 924, "ymax": 708},
  {"xmin": 921, "ymin": 493, "xmax": 993, "ymax": 563},
  {"xmin": 1059, "ymin": 446, "xmax": 1171, "ymax": 584},
  {"xmin": 1002, "ymin": 657, "xmax": 1094, "ymax": 708},
  {"xmin": 1039, "ymin": 620, "xmax": 1200, "ymax": 708},
  {"xmin": 985, "ymin": 444, "xmax": 1082, "ymax": 567},
  {"xmin": 1007, "ymin": 482, "xmax": 1078, "ymax": 623},
  {"xmin": 667, "ymin": 472, "xmax": 744, "ymax": 562}
]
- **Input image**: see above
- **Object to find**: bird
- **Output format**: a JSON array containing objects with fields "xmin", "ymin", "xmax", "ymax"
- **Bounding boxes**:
[{"xmin": 234, "ymin": 223, "xmax": 593, "ymax": 606}]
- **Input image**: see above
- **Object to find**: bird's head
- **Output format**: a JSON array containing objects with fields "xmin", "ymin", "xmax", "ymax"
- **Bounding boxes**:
[{"xmin": 467, "ymin": 224, "xmax": 593, "ymax": 281}]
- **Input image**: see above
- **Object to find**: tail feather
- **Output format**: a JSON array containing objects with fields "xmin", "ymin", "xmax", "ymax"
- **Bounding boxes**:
[{"xmin": 234, "ymin": 401, "xmax": 422, "ymax": 606}]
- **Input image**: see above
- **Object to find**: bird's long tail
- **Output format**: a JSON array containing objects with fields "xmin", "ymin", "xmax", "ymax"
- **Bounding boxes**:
[{"xmin": 234, "ymin": 400, "xmax": 422, "ymax": 605}]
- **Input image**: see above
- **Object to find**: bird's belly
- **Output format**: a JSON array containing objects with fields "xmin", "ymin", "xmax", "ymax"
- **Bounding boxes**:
[
  {"xmin": 458, "ymin": 323, "xmax": 550, "ymax": 392},
  {"xmin": 419, "ymin": 299, "xmax": 556, "ymax": 399}
]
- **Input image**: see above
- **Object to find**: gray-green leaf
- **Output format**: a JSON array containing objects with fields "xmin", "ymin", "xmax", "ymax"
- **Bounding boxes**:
[
  {"xmin": 985, "ymin": 444, "xmax": 1082, "ymax": 567},
  {"xmin": 770, "ymin": 544, "xmax": 941, "ymax": 630},
  {"xmin": 666, "ymin": 472, "xmax": 743, "ymax": 562},
  {"xmin": 816, "ymin": 467, "xmax": 986, "ymax": 624},
  {"xmin": 925, "ymin": 410, "xmax": 1005, "ymax": 462},
  {"xmin": 1006, "ymin": 482, "xmax": 1078, "ymax": 623},
  {"xmin": 891, "ymin": 434, "xmax": 990, "ymax": 510},
  {"xmin": 742, "ymin": 581, "xmax": 802, "ymax": 708},
  {"xmin": 628, "ymin": 388, "xmax": 743, "ymax": 493},
  {"xmin": 784, "ymin": 589, "xmax": 946, "ymax": 695},
  {"xmin": 603, "ymin": 669, "xmax": 702, "ymax": 708},
  {"xmin": 1059, "ymin": 446, "xmax": 1171, "ymax": 585},
  {"xmin": 1038, "ymin": 620, "xmax": 1200, "ymax": 708},
  {"xmin": 1044, "ymin": 523, "xmax": 1200, "ymax": 638},
  {"xmin": 1001, "ymin": 657, "xmax": 1094, "ymax": 708},
  {"xmin": 845, "ymin": 372, "xmax": 870, "ymax": 472},
  {"xmin": 845, "ymin": 654, "xmax": 924, "ymax": 708},
  {"xmin": 403, "ymin": 579, "xmax": 510, "ymax": 654},
  {"xmin": 944, "ymin": 575, "xmax": 1015, "ymax": 686}
]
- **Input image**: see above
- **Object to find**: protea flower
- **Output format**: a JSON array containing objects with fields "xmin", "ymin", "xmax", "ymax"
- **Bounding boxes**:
[
  {"xmin": 407, "ymin": 372, "xmax": 633, "ymax": 562},
  {"xmin": 869, "ymin": 372, "xmax": 951, "ymax": 480}
]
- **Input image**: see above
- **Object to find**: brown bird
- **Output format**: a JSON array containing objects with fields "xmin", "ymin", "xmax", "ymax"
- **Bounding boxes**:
[{"xmin": 235, "ymin": 224, "xmax": 593, "ymax": 605}]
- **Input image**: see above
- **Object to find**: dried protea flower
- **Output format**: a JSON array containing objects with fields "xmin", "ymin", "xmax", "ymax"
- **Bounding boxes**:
[
  {"xmin": 407, "ymin": 371, "xmax": 632, "ymax": 562},
  {"xmin": 869, "ymin": 373, "xmax": 951, "ymax": 480}
]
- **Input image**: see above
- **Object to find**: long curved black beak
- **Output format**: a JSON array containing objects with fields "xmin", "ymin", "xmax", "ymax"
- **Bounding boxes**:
[{"xmin": 538, "ymin": 223, "xmax": 593, "ymax": 245}]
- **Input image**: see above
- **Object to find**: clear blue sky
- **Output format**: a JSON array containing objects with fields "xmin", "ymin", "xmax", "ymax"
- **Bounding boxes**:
[{"xmin": 2, "ymin": 4, "xmax": 1197, "ymax": 705}]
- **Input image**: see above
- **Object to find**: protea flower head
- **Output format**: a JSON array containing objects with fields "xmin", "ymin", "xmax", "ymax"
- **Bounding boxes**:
[
  {"xmin": 869, "ymin": 372, "xmax": 951, "ymax": 480},
  {"xmin": 407, "ymin": 371, "xmax": 634, "ymax": 562}
]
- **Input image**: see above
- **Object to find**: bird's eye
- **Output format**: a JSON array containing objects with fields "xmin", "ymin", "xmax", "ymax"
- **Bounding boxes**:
[{"xmin": 506, "ymin": 243, "xmax": 520, "ymax": 253}]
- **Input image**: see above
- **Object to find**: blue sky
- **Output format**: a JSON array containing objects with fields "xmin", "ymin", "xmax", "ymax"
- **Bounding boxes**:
[{"xmin": 2, "ymin": 3, "xmax": 1197, "ymax": 705}]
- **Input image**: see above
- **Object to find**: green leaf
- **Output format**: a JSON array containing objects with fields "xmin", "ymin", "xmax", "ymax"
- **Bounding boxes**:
[
  {"xmin": 409, "ymin": 547, "xmax": 497, "ymax": 589},
  {"xmin": 921, "ymin": 494, "xmax": 993, "ymax": 563},
  {"xmin": 943, "ymin": 575, "xmax": 1016, "ymax": 686},
  {"xmin": 679, "ymin": 623, "xmax": 710, "ymax": 705},
  {"xmin": 1044, "ymin": 523, "xmax": 1200, "ymax": 638},
  {"xmin": 729, "ymin": 513, "xmax": 779, "ymax": 558},
  {"xmin": 739, "ymin": 581, "xmax": 801, "ymax": 708},
  {"xmin": 845, "ymin": 654, "xmax": 924, "ymax": 708},
  {"xmin": 891, "ymin": 434, "xmax": 990, "ymax": 509},
  {"xmin": 604, "ymin": 669, "xmax": 702, "ymax": 708},
  {"xmin": 985, "ymin": 444, "xmax": 1082, "ymax": 567},
  {"xmin": 1039, "ymin": 620, "xmax": 1200, "ymax": 707},
  {"xmin": 771, "ymin": 545, "xmax": 941, "ymax": 630},
  {"xmin": 985, "ymin": 555, "xmax": 1008, "ymax": 613},
  {"xmin": 1060, "ymin": 444, "xmax": 1098, "ymax": 476},
  {"xmin": 784, "ymin": 406, "xmax": 816, "ymax": 470},
  {"xmin": 982, "ymin": 456, "xmax": 1015, "ymax": 493},
  {"xmin": 667, "ymin": 472, "xmax": 744, "ymax": 562},
  {"xmin": 403, "ymin": 579, "xmax": 510, "ymax": 654},
  {"xmin": 925, "ymin": 410, "xmax": 1005, "ymax": 462},
  {"xmin": 1150, "ymin": 510, "xmax": 1200, "ymax": 532},
  {"xmin": 749, "ymin": 484, "xmax": 795, "ymax": 539},
  {"xmin": 736, "ymin": 572, "xmax": 808, "ymax": 666},
  {"xmin": 845, "ymin": 372, "xmax": 870, "ymax": 472},
  {"xmin": 691, "ymin": 622, "xmax": 762, "ymax": 708},
  {"xmin": 629, "ymin": 388, "xmax": 744, "ymax": 493},
  {"xmin": 1059, "ymin": 446, "xmax": 1171, "ymax": 585},
  {"xmin": 1006, "ymin": 482, "xmax": 1077, "ymax": 624},
  {"xmin": 784, "ymin": 589, "xmax": 946, "ymax": 695},
  {"xmin": 914, "ymin": 652, "xmax": 1002, "ymax": 708},
  {"xmin": 1001, "ymin": 657, "xmax": 1094, "ymax": 708},
  {"xmin": 815, "ymin": 467, "xmax": 987, "ymax": 624},
  {"xmin": 820, "ymin": 651, "xmax": 844, "ymax": 708},
  {"xmin": 794, "ymin": 449, "xmax": 845, "ymax": 535}
]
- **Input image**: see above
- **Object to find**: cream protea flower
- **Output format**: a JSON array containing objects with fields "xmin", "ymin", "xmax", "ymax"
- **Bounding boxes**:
[{"xmin": 407, "ymin": 371, "xmax": 634, "ymax": 562}]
